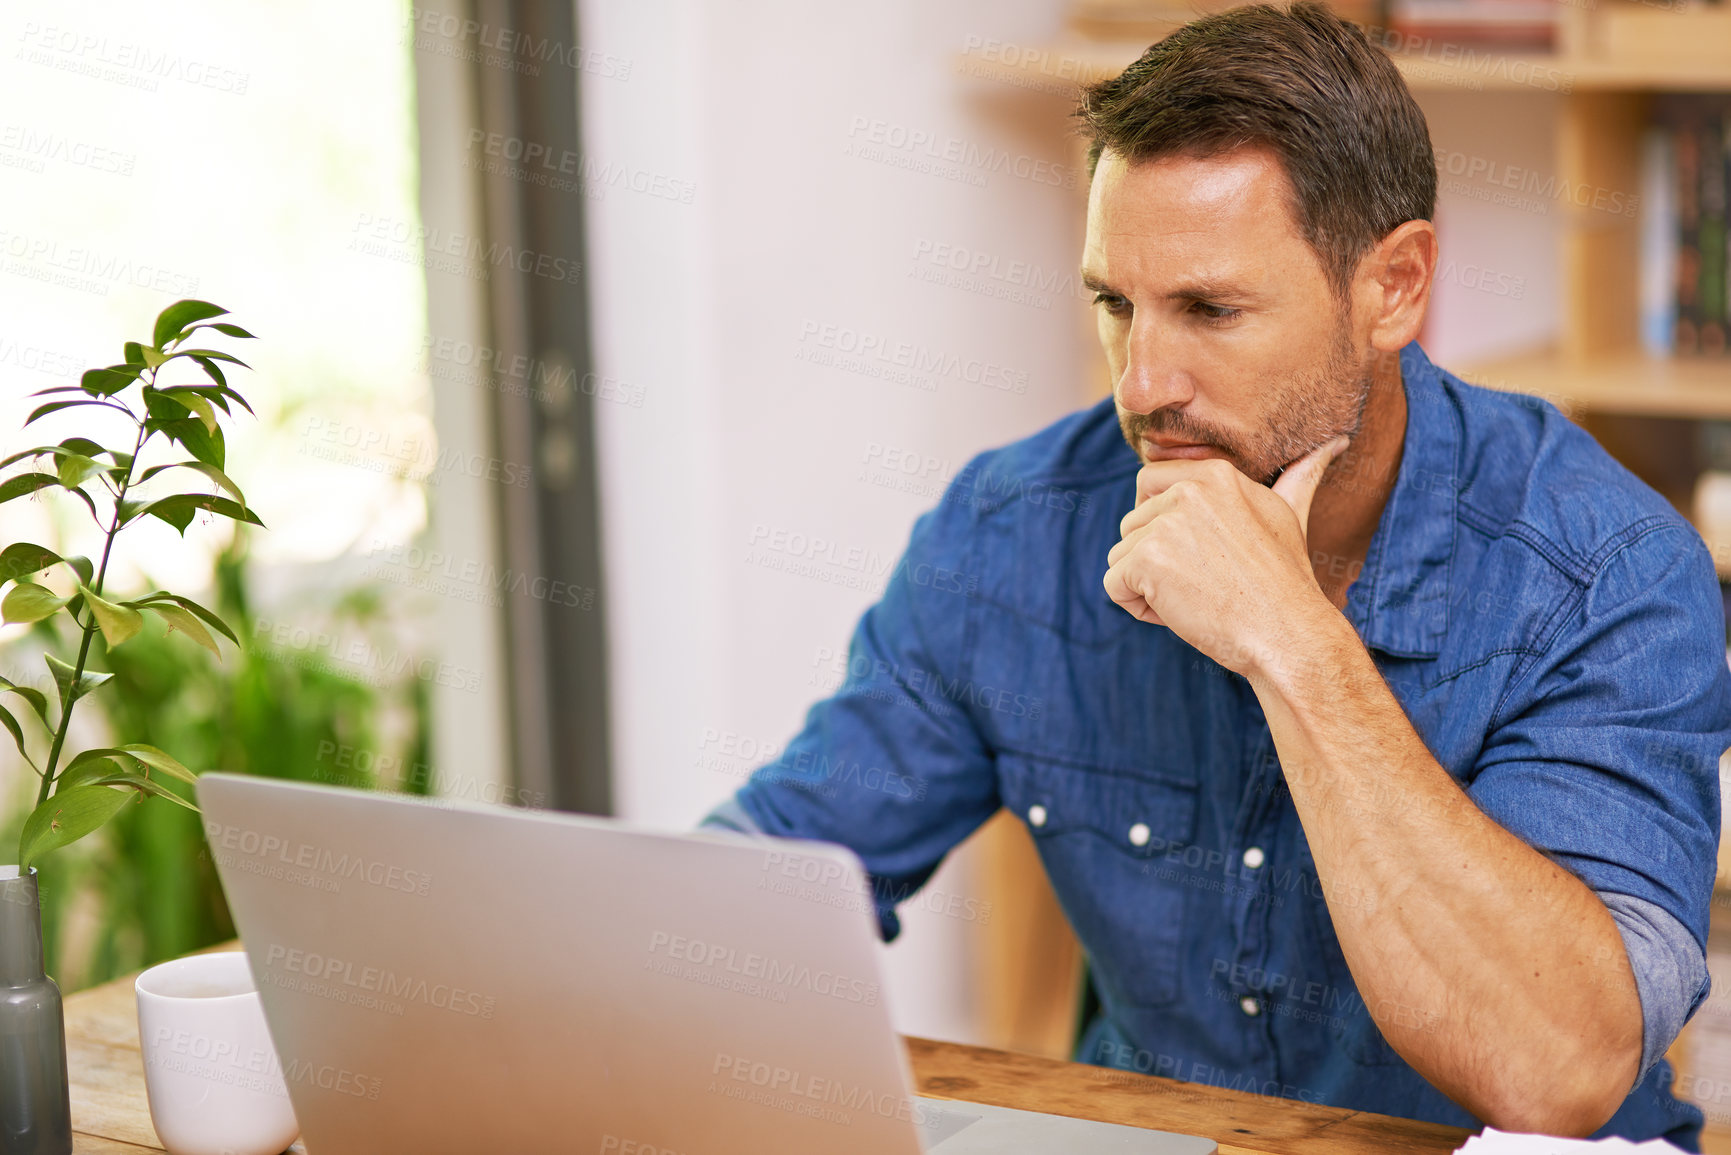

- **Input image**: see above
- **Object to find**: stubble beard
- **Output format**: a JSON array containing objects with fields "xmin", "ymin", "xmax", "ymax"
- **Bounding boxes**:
[{"xmin": 1118, "ymin": 317, "xmax": 1374, "ymax": 487}]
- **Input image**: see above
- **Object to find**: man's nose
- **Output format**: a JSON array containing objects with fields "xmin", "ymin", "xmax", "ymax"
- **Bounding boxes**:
[{"xmin": 1115, "ymin": 320, "xmax": 1195, "ymax": 414}]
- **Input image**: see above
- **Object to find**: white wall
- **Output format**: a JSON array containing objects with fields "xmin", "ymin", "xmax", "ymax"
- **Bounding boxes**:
[
  {"xmin": 578, "ymin": 0, "xmax": 1080, "ymax": 1044},
  {"xmin": 1416, "ymin": 90, "xmax": 1563, "ymax": 366}
]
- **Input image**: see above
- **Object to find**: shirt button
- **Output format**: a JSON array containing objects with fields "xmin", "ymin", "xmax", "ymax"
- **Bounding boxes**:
[
  {"xmin": 1242, "ymin": 846, "xmax": 1266, "ymax": 869},
  {"xmin": 1027, "ymin": 804, "xmax": 1047, "ymax": 828},
  {"xmin": 1128, "ymin": 822, "xmax": 1151, "ymax": 847},
  {"xmin": 1240, "ymin": 996, "xmax": 1261, "ymax": 1017}
]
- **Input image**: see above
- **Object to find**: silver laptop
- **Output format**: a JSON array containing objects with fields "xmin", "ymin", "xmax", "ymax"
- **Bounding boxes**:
[{"xmin": 199, "ymin": 773, "xmax": 1216, "ymax": 1154}]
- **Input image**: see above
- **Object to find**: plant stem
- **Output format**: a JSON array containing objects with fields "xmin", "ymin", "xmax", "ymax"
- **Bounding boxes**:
[{"xmin": 35, "ymin": 389, "xmax": 152, "ymax": 807}]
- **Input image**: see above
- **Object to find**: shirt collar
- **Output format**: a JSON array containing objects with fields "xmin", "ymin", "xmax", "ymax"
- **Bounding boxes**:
[{"xmin": 1341, "ymin": 342, "xmax": 1460, "ymax": 659}]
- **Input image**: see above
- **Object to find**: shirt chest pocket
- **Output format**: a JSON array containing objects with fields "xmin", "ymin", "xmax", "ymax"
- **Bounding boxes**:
[{"xmin": 997, "ymin": 753, "xmax": 1198, "ymax": 1008}]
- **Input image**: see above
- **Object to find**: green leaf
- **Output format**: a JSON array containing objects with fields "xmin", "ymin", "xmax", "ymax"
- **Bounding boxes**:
[
  {"xmin": 139, "ymin": 347, "xmax": 165, "ymax": 370},
  {"xmin": 139, "ymin": 493, "xmax": 261, "ymax": 535},
  {"xmin": 141, "ymin": 500, "xmax": 193, "ymax": 533},
  {"xmin": 152, "ymin": 300, "xmax": 228, "ymax": 350},
  {"xmin": 55, "ymin": 453, "xmax": 104, "ymax": 490},
  {"xmin": 133, "ymin": 592, "xmax": 239, "ymax": 646},
  {"xmin": 179, "ymin": 371, "xmax": 255, "ymax": 419},
  {"xmin": 64, "ymin": 556, "xmax": 93, "ymax": 587},
  {"xmin": 0, "ymin": 704, "xmax": 35, "ymax": 771},
  {"xmin": 113, "ymin": 771, "xmax": 199, "ymax": 811},
  {"xmin": 162, "ymin": 348, "xmax": 250, "ymax": 370},
  {"xmin": 0, "ymin": 542, "xmax": 62, "ymax": 582},
  {"xmin": 142, "ymin": 389, "xmax": 188, "ymax": 420},
  {"xmin": 0, "ymin": 473, "xmax": 60, "ymax": 506},
  {"xmin": 3, "ymin": 443, "xmax": 120, "ymax": 478},
  {"xmin": 122, "ymin": 341, "xmax": 146, "ymax": 366},
  {"xmin": 0, "ymin": 472, "xmax": 100, "ymax": 524},
  {"xmin": 179, "ymin": 392, "xmax": 215, "ymax": 432},
  {"xmin": 66, "ymin": 744, "xmax": 198, "ymax": 785},
  {"xmin": 155, "ymin": 389, "xmax": 221, "ymax": 431},
  {"xmin": 191, "ymin": 356, "xmax": 227, "ymax": 390},
  {"xmin": 75, "ymin": 583, "xmax": 143, "ymax": 646},
  {"xmin": 136, "ymin": 462, "xmax": 248, "ymax": 512},
  {"xmin": 0, "ymin": 446, "xmax": 63, "ymax": 470},
  {"xmin": 136, "ymin": 600, "xmax": 220, "ymax": 658},
  {"xmin": 154, "ymin": 418, "xmax": 224, "ymax": 471},
  {"xmin": 58, "ymin": 437, "xmax": 107, "ymax": 460},
  {"xmin": 180, "ymin": 322, "xmax": 255, "ymax": 343},
  {"xmin": 215, "ymin": 385, "xmax": 254, "ymax": 417},
  {"xmin": 164, "ymin": 383, "xmax": 231, "ymax": 416},
  {"xmin": 115, "ymin": 744, "xmax": 198, "ymax": 784},
  {"xmin": 56, "ymin": 764, "xmax": 196, "ymax": 811},
  {"xmin": 78, "ymin": 368, "xmax": 137, "ymax": 397},
  {"xmin": 142, "ymin": 408, "xmax": 223, "ymax": 469},
  {"xmin": 44, "ymin": 652, "xmax": 112, "ymax": 708},
  {"xmin": 19, "ymin": 784, "xmax": 134, "ymax": 867},
  {"xmin": 53, "ymin": 757, "xmax": 125, "ymax": 792},
  {"xmin": 0, "ymin": 677, "xmax": 51, "ymax": 729},
  {"xmin": 30, "ymin": 398, "xmax": 117, "ymax": 424},
  {"xmin": 2, "ymin": 581, "xmax": 70, "ymax": 624}
]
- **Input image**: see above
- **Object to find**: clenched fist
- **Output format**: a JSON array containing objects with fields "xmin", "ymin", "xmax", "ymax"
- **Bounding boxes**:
[{"xmin": 1103, "ymin": 435, "xmax": 1349, "ymax": 677}]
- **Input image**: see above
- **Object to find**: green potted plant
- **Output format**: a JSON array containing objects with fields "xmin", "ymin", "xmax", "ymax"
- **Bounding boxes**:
[{"xmin": 0, "ymin": 299, "xmax": 259, "ymax": 1155}]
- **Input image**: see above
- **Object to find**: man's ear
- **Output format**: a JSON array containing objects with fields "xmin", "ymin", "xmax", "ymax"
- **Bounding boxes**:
[{"xmin": 1352, "ymin": 219, "xmax": 1437, "ymax": 354}]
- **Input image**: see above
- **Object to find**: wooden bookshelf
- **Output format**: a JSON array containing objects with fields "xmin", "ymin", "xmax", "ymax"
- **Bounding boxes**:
[
  {"xmin": 958, "ymin": 26, "xmax": 1731, "ymax": 97},
  {"xmin": 1462, "ymin": 350, "xmax": 1731, "ymax": 420},
  {"xmin": 967, "ymin": 42, "xmax": 1731, "ymax": 96}
]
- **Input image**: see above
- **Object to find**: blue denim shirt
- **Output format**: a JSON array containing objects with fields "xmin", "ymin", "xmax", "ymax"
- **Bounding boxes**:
[{"xmin": 707, "ymin": 343, "xmax": 1731, "ymax": 1146}]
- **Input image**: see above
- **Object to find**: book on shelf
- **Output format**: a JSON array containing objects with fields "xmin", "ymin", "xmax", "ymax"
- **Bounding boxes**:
[
  {"xmin": 1640, "ymin": 127, "xmax": 1678, "ymax": 357},
  {"xmin": 1387, "ymin": 0, "xmax": 1557, "ymax": 50},
  {"xmin": 1060, "ymin": 0, "xmax": 1571, "ymax": 49},
  {"xmin": 1066, "ymin": 0, "xmax": 1387, "ymax": 41},
  {"xmin": 1642, "ymin": 97, "xmax": 1731, "ymax": 358}
]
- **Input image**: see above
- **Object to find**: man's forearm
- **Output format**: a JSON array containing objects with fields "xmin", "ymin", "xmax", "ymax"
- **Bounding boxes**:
[{"xmin": 1246, "ymin": 601, "xmax": 1643, "ymax": 1134}]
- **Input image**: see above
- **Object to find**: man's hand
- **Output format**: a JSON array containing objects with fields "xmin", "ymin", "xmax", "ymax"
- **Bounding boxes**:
[{"xmin": 1103, "ymin": 435, "xmax": 1349, "ymax": 676}]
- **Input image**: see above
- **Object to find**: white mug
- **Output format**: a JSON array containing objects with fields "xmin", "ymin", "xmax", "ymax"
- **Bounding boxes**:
[{"xmin": 136, "ymin": 951, "xmax": 300, "ymax": 1155}]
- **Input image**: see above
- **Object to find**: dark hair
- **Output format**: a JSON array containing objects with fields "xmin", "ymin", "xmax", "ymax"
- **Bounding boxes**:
[{"xmin": 1076, "ymin": 2, "xmax": 1436, "ymax": 296}]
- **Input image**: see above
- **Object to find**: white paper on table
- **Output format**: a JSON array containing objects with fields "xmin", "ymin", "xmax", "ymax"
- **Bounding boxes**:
[{"xmin": 1453, "ymin": 1128, "xmax": 1688, "ymax": 1154}]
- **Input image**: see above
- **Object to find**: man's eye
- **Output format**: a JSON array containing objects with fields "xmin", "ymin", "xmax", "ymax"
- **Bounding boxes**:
[
  {"xmin": 1191, "ymin": 301, "xmax": 1241, "ymax": 323},
  {"xmin": 1092, "ymin": 292, "xmax": 1130, "ymax": 316}
]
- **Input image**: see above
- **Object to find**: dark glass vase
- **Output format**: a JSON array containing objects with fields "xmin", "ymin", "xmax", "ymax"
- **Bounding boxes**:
[{"xmin": 0, "ymin": 866, "xmax": 71, "ymax": 1155}]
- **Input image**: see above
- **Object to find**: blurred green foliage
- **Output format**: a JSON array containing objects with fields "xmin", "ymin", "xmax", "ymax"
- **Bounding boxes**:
[{"xmin": 2, "ymin": 532, "xmax": 429, "ymax": 990}]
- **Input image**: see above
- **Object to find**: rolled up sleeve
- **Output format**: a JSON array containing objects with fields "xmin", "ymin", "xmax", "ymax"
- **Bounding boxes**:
[
  {"xmin": 1467, "ymin": 524, "xmax": 1731, "ymax": 1081},
  {"xmin": 1601, "ymin": 891, "xmax": 1710, "ymax": 1080}
]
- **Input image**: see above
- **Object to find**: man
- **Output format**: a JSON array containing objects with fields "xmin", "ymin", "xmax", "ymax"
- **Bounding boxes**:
[{"xmin": 705, "ymin": 2, "xmax": 1731, "ymax": 1144}]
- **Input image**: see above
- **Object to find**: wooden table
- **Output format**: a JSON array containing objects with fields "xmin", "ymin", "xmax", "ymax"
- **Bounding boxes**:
[{"xmin": 65, "ymin": 964, "xmax": 1472, "ymax": 1155}]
